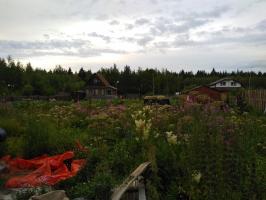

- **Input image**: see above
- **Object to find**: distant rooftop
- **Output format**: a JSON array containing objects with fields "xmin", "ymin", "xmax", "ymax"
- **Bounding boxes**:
[{"xmin": 208, "ymin": 77, "xmax": 239, "ymax": 86}]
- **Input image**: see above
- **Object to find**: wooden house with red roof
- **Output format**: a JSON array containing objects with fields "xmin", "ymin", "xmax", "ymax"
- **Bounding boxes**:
[
  {"xmin": 183, "ymin": 85, "xmax": 227, "ymax": 103},
  {"xmin": 182, "ymin": 77, "xmax": 243, "ymax": 103}
]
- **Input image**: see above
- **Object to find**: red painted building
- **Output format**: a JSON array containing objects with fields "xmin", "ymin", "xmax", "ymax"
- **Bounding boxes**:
[{"xmin": 184, "ymin": 85, "xmax": 226, "ymax": 103}]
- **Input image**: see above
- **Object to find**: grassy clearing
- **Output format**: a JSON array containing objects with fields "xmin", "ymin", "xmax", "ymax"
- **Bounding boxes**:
[{"xmin": 0, "ymin": 99, "xmax": 265, "ymax": 200}]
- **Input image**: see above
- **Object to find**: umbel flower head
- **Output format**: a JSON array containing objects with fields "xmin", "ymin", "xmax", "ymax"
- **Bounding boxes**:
[
  {"xmin": 166, "ymin": 131, "xmax": 177, "ymax": 144},
  {"xmin": 192, "ymin": 170, "xmax": 202, "ymax": 183},
  {"xmin": 135, "ymin": 119, "xmax": 152, "ymax": 139}
]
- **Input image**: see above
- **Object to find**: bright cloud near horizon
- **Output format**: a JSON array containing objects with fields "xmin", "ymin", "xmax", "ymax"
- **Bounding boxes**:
[{"xmin": 0, "ymin": 0, "xmax": 266, "ymax": 72}]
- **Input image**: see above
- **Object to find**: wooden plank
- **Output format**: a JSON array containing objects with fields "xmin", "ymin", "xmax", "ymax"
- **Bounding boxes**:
[
  {"xmin": 138, "ymin": 183, "xmax": 146, "ymax": 200},
  {"xmin": 243, "ymin": 89, "xmax": 266, "ymax": 112},
  {"xmin": 111, "ymin": 162, "xmax": 150, "ymax": 200}
]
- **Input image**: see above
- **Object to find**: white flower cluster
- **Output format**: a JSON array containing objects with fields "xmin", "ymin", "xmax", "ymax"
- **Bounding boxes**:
[
  {"xmin": 166, "ymin": 131, "xmax": 177, "ymax": 145},
  {"xmin": 135, "ymin": 119, "xmax": 152, "ymax": 139},
  {"xmin": 192, "ymin": 170, "xmax": 202, "ymax": 183},
  {"xmin": 132, "ymin": 109, "xmax": 152, "ymax": 140}
]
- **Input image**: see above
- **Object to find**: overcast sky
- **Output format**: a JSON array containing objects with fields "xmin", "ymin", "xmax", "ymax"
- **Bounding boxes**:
[{"xmin": 0, "ymin": 0, "xmax": 266, "ymax": 72}]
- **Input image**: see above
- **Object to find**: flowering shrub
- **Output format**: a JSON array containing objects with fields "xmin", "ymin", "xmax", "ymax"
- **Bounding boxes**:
[
  {"xmin": 131, "ymin": 108, "xmax": 153, "ymax": 140},
  {"xmin": 0, "ymin": 100, "xmax": 265, "ymax": 199}
]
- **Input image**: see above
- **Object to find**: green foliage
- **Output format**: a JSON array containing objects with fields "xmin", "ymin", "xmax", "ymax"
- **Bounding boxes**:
[
  {"xmin": 16, "ymin": 189, "xmax": 36, "ymax": 200},
  {"xmin": 0, "ymin": 100, "xmax": 265, "ymax": 200},
  {"xmin": 0, "ymin": 118, "xmax": 25, "ymax": 137},
  {"xmin": 66, "ymin": 172, "xmax": 114, "ymax": 200},
  {"xmin": 15, "ymin": 188, "xmax": 50, "ymax": 200},
  {"xmin": 22, "ymin": 84, "xmax": 34, "ymax": 95},
  {"xmin": 0, "ymin": 178, "xmax": 5, "ymax": 188},
  {"xmin": 23, "ymin": 119, "xmax": 54, "ymax": 158}
]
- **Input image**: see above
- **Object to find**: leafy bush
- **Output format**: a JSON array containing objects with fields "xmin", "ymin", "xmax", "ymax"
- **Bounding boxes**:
[
  {"xmin": 23, "ymin": 119, "xmax": 53, "ymax": 158},
  {"xmin": 0, "ymin": 118, "xmax": 25, "ymax": 137},
  {"xmin": 16, "ymin": 187, "xmax": 50, "ymax": 200},
  {"xmin": 66, "ymin": 172, "xmax": 114, "ymax": 200}
]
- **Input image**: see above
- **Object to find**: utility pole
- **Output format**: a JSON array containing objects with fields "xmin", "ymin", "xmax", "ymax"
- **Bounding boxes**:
[
  {"xmin": 116, "ymin": 81, "xmax": 119, "ymax": 97},
  {"xmin": 166, "ymin": 76, "xmax": 169, "ymax": 96},
  {"xmin": 249, "ymin": 69, "xmax": 251, "ymax": 104},
  {"xmin": 139, "ymin": 83, "xmax": 142, "ymax": 99},
  {"xmin": 152, "ymin": 74, "xmax": 155, "ymax": 95}
]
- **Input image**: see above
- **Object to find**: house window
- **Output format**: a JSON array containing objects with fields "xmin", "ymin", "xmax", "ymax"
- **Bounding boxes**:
[
  {"xmin": 107, "ymin": 90, "xmax": 111, "ymax": 95},
  {"xmin": 231, "ymin": 81, "xmax": 236, "ymax": 86},
  {"xmin": 93, "ymin": 79, "xmax": 99, "ymax": 84},
  {"xmin": 220, "ymin": 81, "xmax": 226, "ymax": 86}
]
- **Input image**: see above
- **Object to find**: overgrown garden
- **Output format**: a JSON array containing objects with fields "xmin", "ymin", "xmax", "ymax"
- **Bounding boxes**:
[{"xmin": 0, "ymin": 99, "xmax": 265, "ymax": 199}]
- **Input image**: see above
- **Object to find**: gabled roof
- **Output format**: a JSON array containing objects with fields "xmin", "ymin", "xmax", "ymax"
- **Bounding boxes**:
[
  {"xmin": 208, "ymin": 77, "xmax": 241, "ymax": 86},
  {"xmin": 96, "ymin": 73, "xmax": 111, "ymax": 87},
  {"xmin": 87, "ymin": 73, "xmax": 117, "ymax": 90},
  {"xmin": 182, "ymin": 85, "xmax": 224, "ymax": 94}
]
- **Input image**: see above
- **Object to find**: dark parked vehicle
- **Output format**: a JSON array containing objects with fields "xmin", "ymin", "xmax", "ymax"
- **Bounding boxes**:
[{"xmin": 143, "ymin": 95, "xmax": 170, "ymax": 105}]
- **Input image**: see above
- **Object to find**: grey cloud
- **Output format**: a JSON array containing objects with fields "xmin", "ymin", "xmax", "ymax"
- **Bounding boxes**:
[
  {"xmin": 171, "ymin": 5, "xmax": 230, "ymax": 20},
  {"xmin": 109, "ymin": 20, "xmax": 120, "ymax": 25},
  {"xmin": 150, "ymin": 18, "xmax": 210, "ymax": 36},
  {"xmin": 194, "ymin": 20, "xmax": 266, "ymax": 47},
  {"xmin": 135, "ymin": 18, "xmax": 150, "ymax": 26},
  {"xmin": 146, "ymin": 6, "xmax": 230, "ymax": 37},
  {"xmin": 173, "ymin": 34, "xmax": 195, "ymax": 47},
  {"xmin": 0, "ymin": 39, "xmax": 86, "ymax": 50},
  {"xmin": 256, "ymin": 19, "xmax": 266, "ymax": 31},
  {"xmin": 0, "ymin": 39, "xmax": 125, "ymax": 58},
  {"xmin": 206, "ymin": 32, "xmax": 266, "ymax": 46},
  {"xmin": 137, "ymin": 36, "xmax": 154, "ymax": 46},
  {"xmin": 87, "ymin": 32, "xmax": 111, "ymax": 43},
  {"xmin": 150, "ymin": 0, "xmax": 158, "ymax": 4},
  {"xmin": 255, "ymin": 0, "xmax": 266, "ymax": 4},
  {"xmin": 43, "ymin": 34, "xmax": 50, "ymax": 39},
  {"xmin": 153, "ymin": 33, "xmax": 194, "ymax": 49},
  {"xmin": 194, "ymin": 32, "xmax": 266, "ymax": 47},
  {"xmin": 95, "ymin": 14, "xmax": 109, "ymax": 21},
  {"xmin": 163, "ymin": 17, "xmax": 266, "ymax": 49},
  {"xmin": 125, "ymin": 23, "xmax": 134, "ymax": 30},
  {"xmin": 152, "ymin": 27, "xmax": 266, "ymax": 50},
  {"xmin": 118, "ymin": 36, "xmax": 135, "ymax": 42},
  {"xmin": 119, "ymin": 0, "xmax": 126, "ymax": 5},
  {"xmin": 121, "ymin": 16, "xmax": 210, "ymax": 47},
  {"xmin": 77, "ymin": 48, "xmax": 126, "ymax": 57},
  {"xmin": 0, "ymin": 0, "xmax": 265, "ymax": 70},
  {"xmin": 118, "ymin": 35, "xmax": 154, "ymax": 47},
  {"xmin": 117, "ymin": 35, "xmax": 154, "ymax": 46},
  {"xmin": 193, "ymin": 6, "xmax": 230, "ymax": 19},
  {"xmin": 232, "ymin": 33, "xmax": 266, "ymax": 45}
]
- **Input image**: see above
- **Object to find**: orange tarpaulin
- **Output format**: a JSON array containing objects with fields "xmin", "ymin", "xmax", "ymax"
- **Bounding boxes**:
[{"xmin": 0, "ymin": 151, "xmax": 85, "ymax": 188}]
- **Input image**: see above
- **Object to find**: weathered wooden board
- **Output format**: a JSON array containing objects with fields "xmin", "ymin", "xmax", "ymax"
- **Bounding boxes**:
[{"xmin": 111, "ymin": 162, "xmax": 150, "ymax": 200}]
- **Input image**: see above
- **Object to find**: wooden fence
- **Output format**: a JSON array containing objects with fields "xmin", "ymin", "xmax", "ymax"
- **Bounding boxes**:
[{"xmin": 242, "ymin": 89, "xmax": 266, "ymax": 113}]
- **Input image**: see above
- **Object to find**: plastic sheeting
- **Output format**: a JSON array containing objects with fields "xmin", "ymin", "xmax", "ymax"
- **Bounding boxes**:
[{"xmin": 0, "ymin": 151, "xmax": 85, "ymax": 188}]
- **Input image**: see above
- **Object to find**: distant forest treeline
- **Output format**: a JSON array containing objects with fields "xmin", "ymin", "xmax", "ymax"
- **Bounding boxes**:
[{"xmin": 0, "ymin": 56, "xmax": 266, "ymax": 96}]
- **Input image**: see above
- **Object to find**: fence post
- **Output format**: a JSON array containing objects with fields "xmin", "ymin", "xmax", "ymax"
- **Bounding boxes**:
[{"xmin": 138, "ymin": 181, "xmax": 146, "ymax": 200}]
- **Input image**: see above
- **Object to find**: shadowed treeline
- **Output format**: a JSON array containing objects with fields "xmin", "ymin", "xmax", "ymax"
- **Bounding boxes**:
[{"xmin": 1, "ymin": 57, "xmax": 266, "ymax": 97}]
